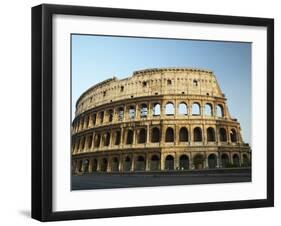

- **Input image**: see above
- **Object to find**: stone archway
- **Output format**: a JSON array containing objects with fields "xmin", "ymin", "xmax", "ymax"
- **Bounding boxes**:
[
  {"xmin": 232, "ymin": 154, "xmax": 240, "ymax": 167},
  {"xmin": 150, "ymin": 155, "xmax": 160, "ymax": 171},
  {"xmin": 135, "ymin": 156, "xmax": 146, "ymax": 171},
  {"xmin": 92, "ymin": 159, "xmax": 98, "ymax": 172},
  {"xmin": 100, "ymin": 158, "xmax": 108, "ymax": 172},
  {"xmin": 208, "ymin": 154, "xmax": 217, "ymax": 169},
  {"xmin": 165, "ymin": 155, "xmax": 174, "ymax": 170},
  {"xmin": 123, "ymin": 156, "xmax": 132, "ymax": 171},
  {"xmin": 179, "ymin": 155, "xmax": 189, "ymax": 170},
  {"xmin": 111, "ymin": 157, "xmax": 119, "ymax": 172},
  {"xmin": 193, "ymin": 154, "xmax": 204, "ymax": 169},
  {"xmin": 83, "ymin": 159, "xmax": 90, "ymax": 173},
  {"xmin": 221, "ymin": 154, "xmax": 229, "ymax": 168}
]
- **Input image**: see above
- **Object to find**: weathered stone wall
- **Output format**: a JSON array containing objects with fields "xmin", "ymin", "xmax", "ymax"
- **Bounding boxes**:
[{"xmin": 71, "ymin": 67, "xmax": 251, "ymax": 174}]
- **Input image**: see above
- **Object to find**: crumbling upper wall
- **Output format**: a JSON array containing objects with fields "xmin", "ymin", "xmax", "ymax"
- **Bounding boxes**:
[{"xmin": 75, "ymin": 68, "xmax": 225, "ymax": 116}]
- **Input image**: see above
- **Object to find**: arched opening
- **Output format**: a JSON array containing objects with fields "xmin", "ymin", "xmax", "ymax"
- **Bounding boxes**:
[
  {"xmin": 100, "ymin": 158, "xmax": 108, "ymax": 172},
  {"xmin": 242, "ymin": 154, "xmax": 250, "ymax": 166},
  {"xmin": 165, "ymin": 102, "xmax": 175, "ymax": 115},
  {"xmin": 129, "ymin": 105, "xmax": 135, "ymax": 119},
  {"xmin": 230, "ymin": 129, "xmax": 237, "ymax": 142},
  {"xmin": 167, "ymin": 79, "xmax": 172, "ymax": 85},
  {"xmin": 179, "ymin": 155, "xmax": 189, "ymax": 170},
  {"xmin": 75, "ymin": 138, "xmax": 80, "ymax": 152},
  {"xmin": 179, "ymin": 102, "xmax": 188, "ymax": 115},
  {"xmin": 111, "ymin": 157, "xmax": 119, "ymax": 172},
  {"xmin": 179, "ymin": 127, "xmax": 188, "ymax": 142},
  {"xmin": 84, "ymin": 116, "xmax": 89, "ymax": 128},
  {"xmin": 126, "ymin": 129, "xmax": 134, "ymax": 144},
  {"xmin": 78, "ymin": 160, "xmax": 83, "ymax": 172},
  {"xmin": 216, "ymin": 104, "xmax": 224, "ymax": 117},
  {"xmin": 193, "ymin": 154, "xmax": 204, "ymax": 169},
  {"xmin": 208, "ymin": 154, "xmax": 217, "ymax": 169},
  {"xmin": 87, "ymin": 135, "xmax": 92, "ymax": 148},
  {"xmin": 219, "ymin": 128, "xmax": 227, "ymax": 142},
  {"xmin": 108, "ymin": 109, "xmax": 113, "ymax": 122},
  {"xmin": 135, "ymin": 156, "xmax": 145, "ymax": 171},
  {"xmin": 103, "ymin": 132, "xmax": 110, "ymax": 146},
  {"xmin": 165, "ymin": 155, "xmax": 174, "ymax": 170},
  {"xmin": 117, "ymin": 107, "xmax": 124, "ymax": 121},
  {"xmin": 194, "ymin": 127, "xmax": 202, "ymax": 142},
  {"xmin": 92, "ymin": 159, "xmax": 98, "ymax": 172},
  {"xmin": 207, "ymin": 127, "xmax": 216, "ymax": 142},
  {"xmin": 99, "ymin": 111, "xmax": 104, "ymax": 124},
  {"xmin": 192, "ymin": 103, "xmax": 200, "ymax": 115},
  {"xmin": 80, "ymin": 118, "xmax": 84, "ymax": 130},
  {"xmin": 80, "ymin": 137, "xmax": 85, "ymax": 150},
  {"xmin": 205, "ymin": 103, "xmax": 213, "ymax": 116},
  {"xmin": 138, "ymin": 128, "xmax": 146, "ymax": 144},
  {"xmin": 83, "ymin": 159, "xmax": 89, "ymax": 173},
  {"xmin": 150, "ymin": 155, "xmax": 160, "ymax": 171},
  {"xmin": 94, "ymin": 134, "xmax": 101, "ymax": 148},
  {"xmin": 221, "ymin": 154, "xmax": 229, "ymax": 168},
  {"xmin": 151, "ymin": 127, "xmax": 160, "ymax": 143},
  {"xmin": 124, "ymin": 156, "xmax": 131, "ymax": 171},
  {"xmin": 140, "ymin": 103, "xmax": 148, "ymax": 118},
  {"xmin": 92, "ymin": 113, "xmax": 97, "ymax": 125},
  {"xmin": 165, "ymin": 127, "xmax": 174, "ymax": 142},
  {"xmin": 114, "ymin": 131, "xmax": 121, "ymax": 145},
  {"xmin": 153, "ymin": 103, "xmax": 161, "ymax": 116},
  {"xmin": 193, "ymin": 79, "xmax": 198, "ymax": 86},
  {"xmin": 233, "ymin": 154, "xmax": 240, "ymax": 167}
]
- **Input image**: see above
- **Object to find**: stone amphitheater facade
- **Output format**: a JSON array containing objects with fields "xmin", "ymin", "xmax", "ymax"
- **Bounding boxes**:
[{"xmin": 71, "ymin": 67, "xmax": 251, "ymax": 174}]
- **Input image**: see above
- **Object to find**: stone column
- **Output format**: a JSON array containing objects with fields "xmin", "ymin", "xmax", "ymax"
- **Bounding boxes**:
[
  {"xmin": 227, "ymin": 126, "xmax": 231, "ymax": 143},
  {"xmin": 216, "ymin": 127, "xmax": 220, "ymax": 145},
  {"xmin": 91, "ymin": 132, "xmax": 95, "ymax": 151},
  {"xmin": 174, "ymin": 99, "xmax": 178, "ymax": 117},
  {"xmin": 79, "ymin": 119, "xmax": 83, "ymax": 131},
  {"xmin": 205, "ymin": 153, "xmax": 208, "ymax": 169},
  {"xmin": 175, "ymin": 125, "xmax": 179, "ymax": 145},
  {"xmin": 88, "ymin": 158, "xmax": 93, "ymax": 173},
  {"xmin": 97, "ymin": 158, "xmax": 101, "ymax": 171},
  {"xmin": 131, "ymin": 155, "xmax": 135, "ymax": 172},
  {"xmin": 161, "ymin": 100, "xmax": 165, "ymax": 117},
  {"xmin": 175, "ymin": 153, "xmax": 179, "ymax": 170},
  {"xmin": 119, "ymin": 154, "xmax": 123, "ymax": 172},
  {"xmin": 133, "ymin": 129, "xmax": 137, "ymax": 145},
  {"xmin": 107, "ymin": 157, "xmax": 111, "ymax": 172},
  {"xmin": 201, "ymin": 103, "xmax": 205, "ymax": 117},
  {"xmin": 217, "ymin": 152, "xmax": 221, "ymax": 168},
  {"xmin": 202, "ymin": 124, "xmax": 206, "ymax": 145},
  {"xmin": 161, "ymin": 125, "xmax": 166, "ymax": 145},
  {"xmin": 120, "ymin": 127, "xmax": 124, "ymax": 146},
  {"xmin": 190, "ymin": 125, "xmax": 193, "ymax": 144},
  {"xmin": 188, "ymin": 103, "xmax": 192, "ymax": 116},
  {"xmin": 123, "ymin": 105, "xmax": 126, "ymax": 121},
  {"xmin": 88, "ymin": 113, "xmax": 93, "ymax": 128},
  {"xmin": 110, "ymin": 129, "xmax": 114, "ymax": 147},
  {"xmin": 146, "ymin": 124, "xmax": 150, "ymax": 144},
  {"xmin": 84, "ymin": 116, "xmax": 88, "ymax": 129},
  {"xmin": 146, "ymin": 154, "xmax": 149, "ymax": 171},
  {"xmin": 160, "ymin": 154, "xmax": 165, "ymax": 170},
  {"xmin": 135, "ymin": 104, "xmax": 139, "ymax": 119},
  {"xmin": 189, "ymin": 153, "xmax": 193, "ymax": 169}
]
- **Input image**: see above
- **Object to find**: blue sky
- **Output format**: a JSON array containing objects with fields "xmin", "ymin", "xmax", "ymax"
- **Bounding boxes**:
[{"xmin": 72, "ymin": 34, "xmax": 251, "ymax": 144}]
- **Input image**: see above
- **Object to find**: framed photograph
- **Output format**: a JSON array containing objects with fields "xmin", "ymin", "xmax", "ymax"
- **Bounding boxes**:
[{"xmin": 32, "ymin": 4, "xmax": 274, "ymax": 221}]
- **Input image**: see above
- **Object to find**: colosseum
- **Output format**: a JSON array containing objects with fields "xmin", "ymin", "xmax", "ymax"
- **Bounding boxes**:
[{"xmin": 71, "ymin": 67, "xmax": 251, "ymax": 174}]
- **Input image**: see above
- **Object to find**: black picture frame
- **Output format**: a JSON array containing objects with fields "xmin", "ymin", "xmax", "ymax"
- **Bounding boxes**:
[{"xmin": 31, "ymin": 3, "xmax": 274, "ymax": 222}]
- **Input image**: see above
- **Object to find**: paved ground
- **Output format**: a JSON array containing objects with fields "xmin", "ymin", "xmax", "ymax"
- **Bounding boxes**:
[{"xmin": 71, "ymin": 168, "xmax": 251, "ymax": 190}]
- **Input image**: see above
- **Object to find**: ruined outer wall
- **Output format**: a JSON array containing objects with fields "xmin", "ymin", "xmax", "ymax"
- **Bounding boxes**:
[
  {"xmin": 75, "ymin": 68, "xmax": 226, "ymax": 117},
  {"xmin": 71, "ymin": 67, "xmax": 251, "ymax": 173}
]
